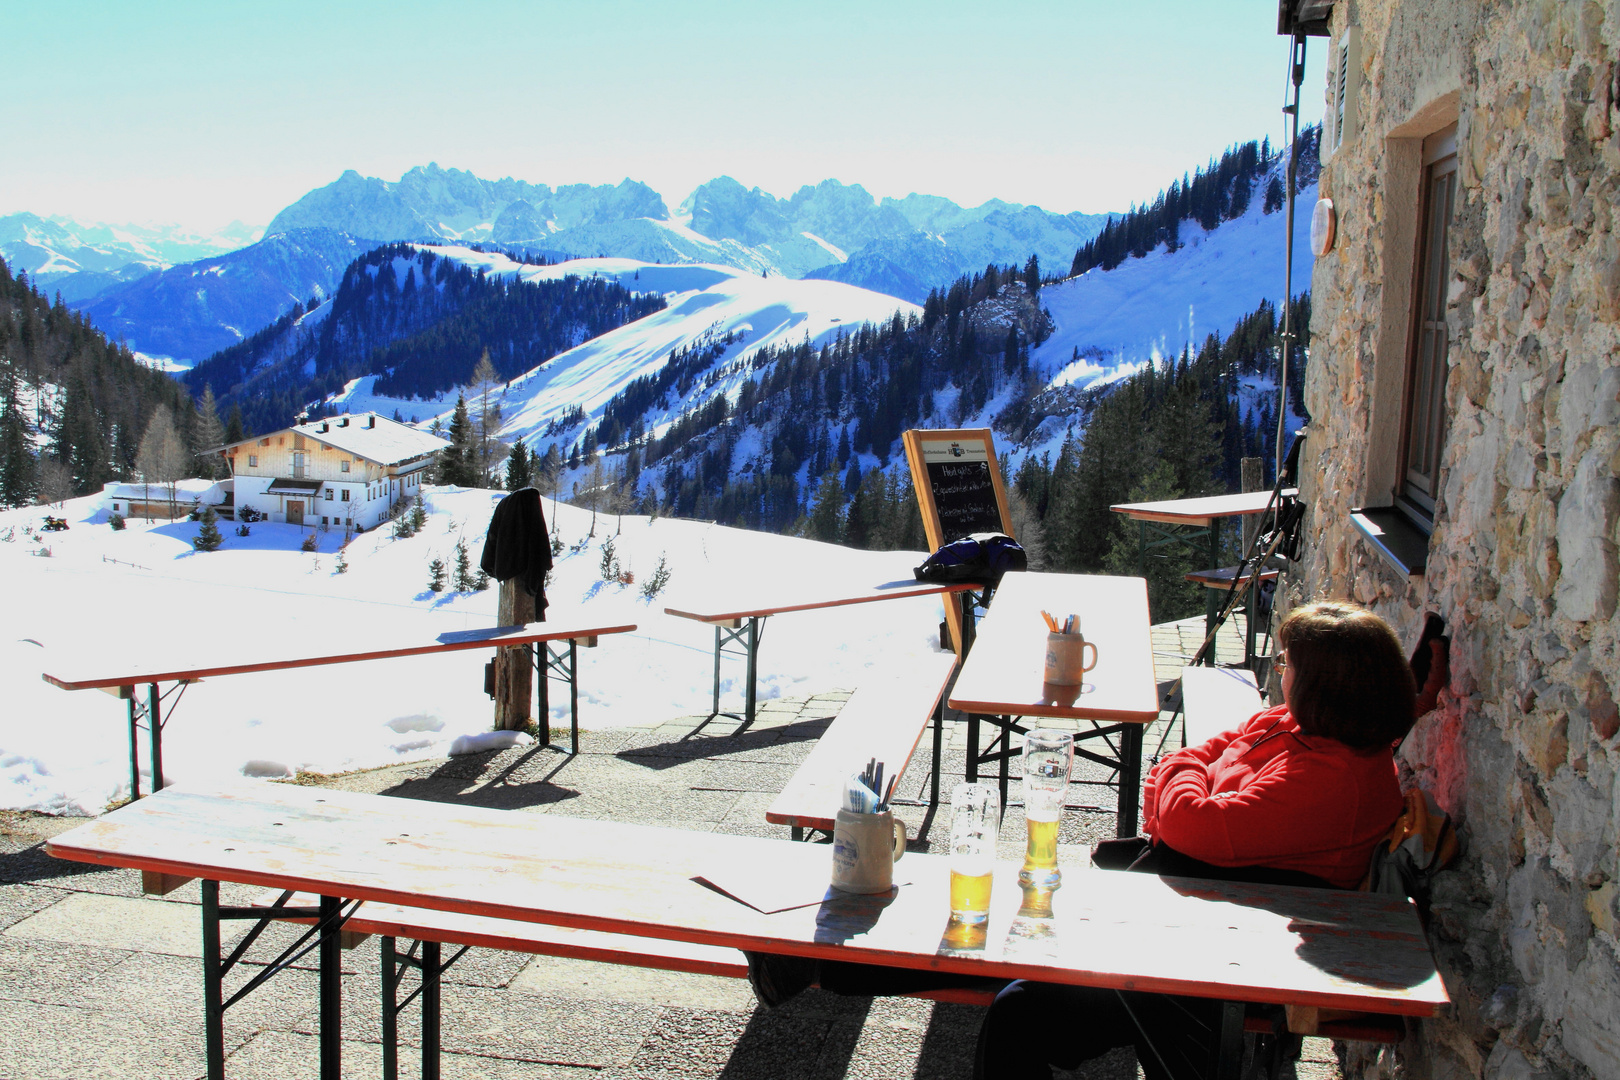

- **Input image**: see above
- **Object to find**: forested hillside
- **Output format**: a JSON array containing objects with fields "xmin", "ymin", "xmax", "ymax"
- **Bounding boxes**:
[
  {"xmin": 0, "ymin": 256, "xmax": 211, "ymax": 507},
  {"xmin": 184, "ymin": 244, "xmax": 666, "ymax": 435},
  {"xmin": 1065, "ymin": 127, "xmax": 1319, "ymax": 276}
]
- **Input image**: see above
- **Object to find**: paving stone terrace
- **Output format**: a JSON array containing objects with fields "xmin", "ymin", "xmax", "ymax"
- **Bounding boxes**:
[{"xmin": 0, "ymin": 613, "xmax": 1349, "ymax": 1079}]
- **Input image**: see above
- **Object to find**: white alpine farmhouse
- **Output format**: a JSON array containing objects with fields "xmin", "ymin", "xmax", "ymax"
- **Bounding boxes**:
[{"xmin": 219, "ymin": 413, "xmax": 449, "ymax": 529}]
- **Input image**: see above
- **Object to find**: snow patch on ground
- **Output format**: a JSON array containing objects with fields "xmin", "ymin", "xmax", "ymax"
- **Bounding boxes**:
[{"xmin": 0, "ymin": 485, "xmax": 947, "ymax": 815}]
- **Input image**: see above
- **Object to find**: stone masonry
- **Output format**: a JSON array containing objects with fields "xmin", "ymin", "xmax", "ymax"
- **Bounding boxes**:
[{"xmin": 1285, "ymin": 2, "xmax": 1620, "ymax": 1077}]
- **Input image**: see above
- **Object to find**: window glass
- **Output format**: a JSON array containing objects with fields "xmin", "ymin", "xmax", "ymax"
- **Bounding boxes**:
[
  {"xmin": 341, "ymin": 460, "xmax": 350, "ymax": 472},
  {"xmin": 1400, "ymin": 131, "xmax": 1457, "ymax": 520}
]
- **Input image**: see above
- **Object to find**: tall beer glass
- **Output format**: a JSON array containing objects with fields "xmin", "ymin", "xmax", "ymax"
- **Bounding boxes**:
[
  {"xmin": 948, "ymin": 782, "xmax": 999, "ymax": 923},
  {"xmin": 1019, "ymin": 729, "xmax": 1072, "ymax": 889}
]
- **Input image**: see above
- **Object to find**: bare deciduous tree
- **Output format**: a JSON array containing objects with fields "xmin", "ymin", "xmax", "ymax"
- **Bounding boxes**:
[{"xmin": 135, "ymin": 405, "xmax": 188, "ymax": 521}]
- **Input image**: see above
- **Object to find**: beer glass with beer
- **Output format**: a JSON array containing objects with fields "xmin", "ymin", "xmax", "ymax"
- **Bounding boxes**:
[
  {"xmin": 1019, "ymin": 729, "xmax": 1073, "ymax": 890},
  {"xmin": 948, "ymin": 782, "xmax": 999, "ymax": 923}
]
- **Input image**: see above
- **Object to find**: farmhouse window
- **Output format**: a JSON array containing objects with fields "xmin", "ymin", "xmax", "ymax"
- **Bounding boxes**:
[
  {"xmin": 248, "ymin": 455, "xmax": 258, "ymax": 467},
  {"xmin": 341, "ymin": 489, "xmax": 350, "ymax": 502},
  {"xmin": 341, "ymin": 460, "xmax": 350, "ymax": 473},
  {"xmin": 325, "ymin": 488, "xmax": 334, "ymax": 501},
  {"xmin": 1399, "ymin": 127, "xmax": 1457, "ymax": 522}
]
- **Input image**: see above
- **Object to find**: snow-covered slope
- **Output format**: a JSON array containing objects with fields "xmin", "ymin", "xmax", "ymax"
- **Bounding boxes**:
[
  {"xmin": 1032, "ymin": 181, "xmax": 1318, "ymax": 392},
  {"xmin": 0, "ymin": 486, "xmax": 947, "ymax": 814},
  {"xmin": 326, "ymin": 250, "xmax": 919, "ymax": 445}
]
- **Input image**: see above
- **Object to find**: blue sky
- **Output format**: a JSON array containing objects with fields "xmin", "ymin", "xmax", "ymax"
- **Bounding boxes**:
[{"xmin": 4, "ymin": 0, "xmax": 1325, "ymax": 230}]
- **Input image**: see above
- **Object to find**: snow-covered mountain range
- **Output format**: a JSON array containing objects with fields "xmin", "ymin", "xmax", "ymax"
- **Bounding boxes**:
[
  {"xmin": 0, "ymin": 212, "xmax": 261, "ymax": 302},
  {"xmin": 27, "ymin": 165, "xmax": 1111, "ymax": 368},
  {"xmin": 270, "ymin": 165, "xmax": 1110, "ymax": 303}
]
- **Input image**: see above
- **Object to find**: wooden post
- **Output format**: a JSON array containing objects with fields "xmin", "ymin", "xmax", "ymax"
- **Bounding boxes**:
[
  {"xmin": 1240, "ymin": 457, "xmax": 1264, "ymax": 556},
  {"xmin": 493, "ymin": 580, "xmax": 535, "ymax": 731}
]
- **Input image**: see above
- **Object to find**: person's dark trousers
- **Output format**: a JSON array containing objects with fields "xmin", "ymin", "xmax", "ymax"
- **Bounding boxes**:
[{"xmin": 973, "ymin": 982, "xmax": 1226, "ymax": 1080}]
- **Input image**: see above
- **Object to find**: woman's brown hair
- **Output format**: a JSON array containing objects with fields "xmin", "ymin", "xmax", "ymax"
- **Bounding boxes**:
[{"xmin": 1278, "ymin": 600, "xmax": 1416, "ymax": 748}]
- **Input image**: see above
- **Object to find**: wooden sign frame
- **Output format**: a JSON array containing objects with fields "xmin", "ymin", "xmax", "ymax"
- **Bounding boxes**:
[{"xmin": 902, "ymin": 428, "xmax": 1014, "ymax": 652}]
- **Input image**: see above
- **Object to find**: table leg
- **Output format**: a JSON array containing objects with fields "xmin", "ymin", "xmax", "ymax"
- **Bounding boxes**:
[
  {"xmin": 536, "ymin": 644, "xmax": 550, "ymax": 745},
  {"xmin": 568, "ymin": 640, "xmax": 580, "ymax": 754},
  {"xmin": 930, "ymin": 698, "xmax": 943, "ymax": 809},
  {"xmin": 148, "ymin": 682, "xmax": 164, "ymax": 792},
  {"xmin": 1212, "ymin": 1000, "xmax": 1245, "ymax": 1080},
  {"xmin": 382, "ymin": 937, "xmax": 399, "ymax": 1080},
  {"xmin": 711, "ymin": 625, "xmax": 723, "ymax": 717},
  {"xmin": 744, "ymin": 617, "xmax": 760, "ymax": 726},
  {"xmin": 422, "ymin": 941, "xmax": 442, "ymax": 1080},
  {"xmin": 202, "ymin": 880, "xmax": 225, "ymax": 1080},
  {"xmin": 126, "ymin": 691, "xmax": 141, "ymax": 801},
  {"xmin": 1202, "ymin": 521, "xmax": 1221, "ymax": 666},
  {"xmin": 319, "ymin": 895, "xmax": 342, "ymax": 1080},
  {"xmin": 1117, "ymin": 724, "xmax": 1143, "ymax": 838},
  {"xmin": 966, "ymin": 713, "xmax": 980, "ymax": 783}
]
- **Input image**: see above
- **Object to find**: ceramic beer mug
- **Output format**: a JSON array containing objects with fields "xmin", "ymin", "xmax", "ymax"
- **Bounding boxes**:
[
  {"xmin": 1043, "ymin": 631, "xmax": 1099, "ymax": 686},
  {"xmin": 831, "ymin": 808, "xmax": 907, "ymax": 893}
]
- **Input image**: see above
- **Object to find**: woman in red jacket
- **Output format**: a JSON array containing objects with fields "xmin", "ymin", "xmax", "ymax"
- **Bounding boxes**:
[{"xmin": 973, "ymin": 599, "xmax": 1418, "ymax": 1080}]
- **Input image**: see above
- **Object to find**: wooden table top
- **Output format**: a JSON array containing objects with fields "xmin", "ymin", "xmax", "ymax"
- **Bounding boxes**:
[
  {"xmin": 41, "ymin": 619, "xmax": 637, "ymax": 691},
  {"xmin": 948, "ymin": 572, "xmax": 1160, "ymax": 723},
  {"xmin": 47, "ymin": 783, "xmax": 1447, "ymax": 1016},
  {"xmin": 664, "ymin": 578, "xmax": 974, "ymax": 625},
  {"xmin": 1110, "ymin": 488, "xmax": 1299, "ymax": 527}
]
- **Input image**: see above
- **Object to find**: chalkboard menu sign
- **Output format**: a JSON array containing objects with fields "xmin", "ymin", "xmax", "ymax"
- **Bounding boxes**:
[
  {"xmin": 903, "ymin": 428, "xmax": 1012, "ymax": 551},
  {"xmin": 902, "ymin": 429, "xmax": 1013, "ymax": 652}
]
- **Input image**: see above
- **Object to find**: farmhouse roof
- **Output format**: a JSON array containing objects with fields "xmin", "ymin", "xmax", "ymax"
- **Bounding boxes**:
[{"xmin": 220, "ymin": 414, "xmax": 449, "ymax": 467}]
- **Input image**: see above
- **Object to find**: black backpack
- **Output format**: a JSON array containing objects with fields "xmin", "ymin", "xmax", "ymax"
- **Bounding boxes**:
[{"xmin": 913, "ymin": 532, "xmax": 1027, "ymax": 585}]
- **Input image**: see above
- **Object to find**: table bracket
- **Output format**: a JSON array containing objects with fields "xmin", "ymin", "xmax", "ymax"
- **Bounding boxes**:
[
  {"xmin": 532, "ymin": 640, "xmax": 583, "ymax": 755},
  {"xmin": 966, "ymin": 715, "xmax": 1145, "ymax": 837},
  {"xmin": 702, "ymin": 616, "xmax": 764, "ymax": 728},
  {"xmin": 202, "ymin": 882, "xmax": 358, "ymax": 1080},
  {"xmin": 123, "ymin": 680, "xmax": 201, "ymax": 800},
  {"xmin": 381, "ymin": 935, "xmax": 471, "ymax": 1080}
]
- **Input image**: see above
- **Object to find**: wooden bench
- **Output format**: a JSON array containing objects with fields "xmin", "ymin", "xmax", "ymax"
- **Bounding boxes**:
[
  {"xmin": 766, "ymin": 651, "xmax": 959, "ymax": 840},
  {"xmin": 252, "ymin": 886, "xmax": 1000, "ymax": 1080},
  {"xmin": 1178, "ymin": 665, "xmax": 1265, "ymax": 748}
]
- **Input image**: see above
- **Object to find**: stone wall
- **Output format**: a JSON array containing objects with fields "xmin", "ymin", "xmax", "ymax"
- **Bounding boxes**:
[{"xmin": 1284, "ymin": 1, "xmax": 1620, "ymax": 1077}]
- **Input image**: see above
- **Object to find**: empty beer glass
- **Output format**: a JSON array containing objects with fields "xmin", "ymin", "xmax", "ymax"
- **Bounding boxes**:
[
  {"xmin": 948, "ymin": 782, "xmax": 999, "ymax": 923},
  {"xmin": 1019, "ymin": 729, "xmax": 1073, "ymax": 889}
]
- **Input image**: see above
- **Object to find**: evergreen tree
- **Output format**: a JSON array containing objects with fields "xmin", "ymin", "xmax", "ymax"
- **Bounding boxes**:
[
  {"xmin": 0, "ymin": 359, "xmax": 37, "ymax": 508},
  {"xmin": 807, "ymin": 470, "xmax": 845, "ymax": 543},
  {"xmin": 192, "ymin": 505, "xmax": 223, "ymax": 551},
  {"xmin": 453, "ymin": 538, "xmax": 474, "ymax": 591},
  {"xmin": 224, "ymin": 403, "xmax": 246, "ymax": 443},
  {"xmin": 505, "ymin": 435, "xmax": 532, "ymax": 490},
  {"xmin": 192, "ymin": 385, "xmax": 226, "ymax": 479},
  {"xmin": 436, "ymin": 395, "xmax": 476, "ymax": 485},
  {"xmin": 428, "ymin": 556, "xmax": 446, "ymax": 592}
]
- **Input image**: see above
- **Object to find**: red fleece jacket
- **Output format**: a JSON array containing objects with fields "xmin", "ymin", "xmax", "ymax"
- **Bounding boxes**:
[{"xmin": 1142, "ymin": 704, "xmax": 1402, "ymax": 889}]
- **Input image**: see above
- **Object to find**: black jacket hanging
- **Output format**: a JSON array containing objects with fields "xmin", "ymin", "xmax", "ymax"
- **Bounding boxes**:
[{"xmin": 479, "ymin": 487, "xmax": 553, "ymax": 618}]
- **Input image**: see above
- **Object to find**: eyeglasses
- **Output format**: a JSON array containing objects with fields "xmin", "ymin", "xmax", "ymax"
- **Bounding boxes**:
[{"xmin": 1273, "ymin": 651, "xmax": 1288, "ymax": 673}]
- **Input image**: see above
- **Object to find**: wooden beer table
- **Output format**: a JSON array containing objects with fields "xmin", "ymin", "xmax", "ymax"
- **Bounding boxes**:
[
  {"xmin": 41, "ymin": 619, "xmax": 636, "ymax": 798},
  {"xmin": 665, "ymin": 578, "xmax": 978, "ymax": 726},
  {"xmin": 948, "ymin": 572, "xmax": 1160, "ymax": 835},
  {"xmin": 47, "ymin": 783, "xmax": 1448, "ymax": 1080}
]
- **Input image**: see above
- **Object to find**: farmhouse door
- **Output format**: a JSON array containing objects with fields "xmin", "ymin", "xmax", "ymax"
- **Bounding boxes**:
[{"xmin": 287, "ymin": 500, "xmax": 304, "ymax": 526}]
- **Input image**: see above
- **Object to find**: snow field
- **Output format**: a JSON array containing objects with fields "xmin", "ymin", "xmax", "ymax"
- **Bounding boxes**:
[{"xmin": 0, "ymin": 485, "xmax": 946, "ymax": 815}]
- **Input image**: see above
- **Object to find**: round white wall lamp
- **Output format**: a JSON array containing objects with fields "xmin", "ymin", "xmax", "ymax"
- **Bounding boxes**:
[{"xmin": 1311, "ymin": 198, "xmax": 1337, "ymax": 257}]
